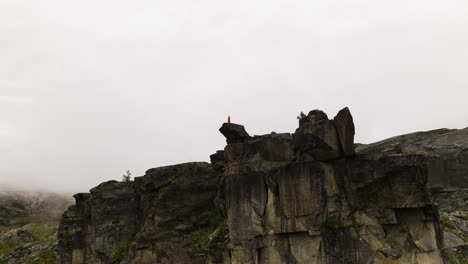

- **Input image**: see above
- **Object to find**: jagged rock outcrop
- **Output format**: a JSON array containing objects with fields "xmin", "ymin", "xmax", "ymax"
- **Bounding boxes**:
[
  {"xmin": 58, "ymin": 107, "xmax": 466, "ymax": 264},
  {"xmin": 294, "ymin": 108, "xmax": 355, "ymax": 161},
  {"xmin": 294, "ymin": 110, "xmax": 341, "ymax": 161},
  {"xmin": 218, "ymin": 109, "xmax": 445, "ymax": 264},
  {"xmin": 333, "ymin": 107, "xmax": 355, "ymax": 156},
  {"xmin": 58, "ymin": 162, "xmax": 222, "ymax": 264}
]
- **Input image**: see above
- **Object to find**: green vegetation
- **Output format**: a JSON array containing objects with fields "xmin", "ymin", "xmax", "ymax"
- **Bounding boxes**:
[
  {"xmin": 296, "ymin": 111, "xmax": 306, "ymax": 122},
  {"xmin": 440, "ymin": 214, "xmax": 455, "ymax": 229},
  {"xmin": 21, "ymin": 248, "xmax": 57, "ymax": 264},
  {"xmin": 0, "ymin": 213, "xmax": 33, "ymax": 232},
  {"xmin": 57, "ymin": 208, "xmax": 75, "ymax": 251},
  {"xmin": 122, "ymin": 170, "xmax": 132, "ymax": 182},
  {"xmin": 58, "ymin": 231, "xmax": 73, "ymax": 248},
  {"xmin": 459, "ymin": 256, "xmax": 468, "ymax": 264},
  {"xmin": 35, "ymin": 249, "xmax": 57, "ymax": 263},
  {"xmin": 191, "ymin": 209, "xmax": 226, "ymax": 256},
  {"xmin": 112, "ymin": 229, "xmax": 137, "ymax": 263},
  {"xmin": 439, "ymin": 213, "xmax": 467, "ymax": 242},
  {"xmin": 444, "ymin": 249, "xmax": 468, "ymax": 264},
  {"xmin": 0, "ymin": 240, "xmax": 17, "ymax": 256},
  {"xmin": 0, "ymin": 211, "xmax": 59, "ymax": 263}
]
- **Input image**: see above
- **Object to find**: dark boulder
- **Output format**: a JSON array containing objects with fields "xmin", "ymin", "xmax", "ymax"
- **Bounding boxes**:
[
  {"xmin": 16, "ymin": 230, "xmax": 35, "ymax": 243},
  {"xmin": 219, "ymin": 123, "xmax": 251, "ymax": 144}
]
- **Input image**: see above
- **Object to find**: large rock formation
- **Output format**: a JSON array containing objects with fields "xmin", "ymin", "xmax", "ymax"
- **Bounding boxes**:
[
  {"xmin": 58, "ymin": 163, "xmax": 222, "ymax": 264},
  {"xmin": 57, "ymin": 107, "xmax": 466, "ymax": 264},
  {"xmin": 218, "ymin": 109, "xmax": 445, "ymax": 264}
]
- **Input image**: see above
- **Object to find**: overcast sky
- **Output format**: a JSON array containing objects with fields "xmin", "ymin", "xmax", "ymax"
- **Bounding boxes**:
[{"xmin": 1, "ymin": 0, "xmax": 467, "ymax": 192}]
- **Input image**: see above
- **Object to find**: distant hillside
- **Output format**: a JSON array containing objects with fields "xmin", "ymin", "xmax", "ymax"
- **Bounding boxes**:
[{"xmin": 0, "ymin": 190, "xmax": 73, "ymax": 264}]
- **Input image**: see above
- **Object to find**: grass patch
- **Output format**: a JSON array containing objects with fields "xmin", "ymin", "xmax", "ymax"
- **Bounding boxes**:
[
  {"xmin": 112, "ymin": 229, "xmax": 137, "ymax": 263},
  {"xmin": 191, "ymin": 209, "xmax": 226, "ymax": 256},
  {"xmin": 0, "ymin": 240, "xmax": 19, "ymax": 256},
  {"xmin": 444, "ymin": 249, "xmax": 468, "ymax": 264},
  {"xmin": 20, "ymin": 248, "xmax": 57, "ymax": 264},
  {"xmin": 34, "ymin": 248, "xmax": 57, "ymax": 264},
  {"xmin": 0, "ymin": 213, "xmax": 59, "ymax": 262}
]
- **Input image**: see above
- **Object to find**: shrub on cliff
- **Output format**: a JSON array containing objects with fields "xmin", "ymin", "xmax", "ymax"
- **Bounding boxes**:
[
  {"xmin": 112, "ymin": 230, "xmax": 136, "ymax": 263},
  {"xmin": 297, "ymin": 111, "xmax": 306, "ymax": 123},
  {"xmin": 191, "ymin": 209, "xmax": 226, "ymax": 256},
  {"xmin": 122, "ymin": 170, "xmax": 131, "ymax": 182}
]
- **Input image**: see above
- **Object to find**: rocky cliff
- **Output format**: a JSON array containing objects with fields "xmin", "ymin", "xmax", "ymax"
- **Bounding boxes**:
[{"xmin": 57, "ymin": 108, "xmax": 467, "ymax": 264}]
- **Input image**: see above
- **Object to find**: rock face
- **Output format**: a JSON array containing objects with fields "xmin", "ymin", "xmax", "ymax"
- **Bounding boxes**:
[
  {"xmin": 220, "ymin": 119, "xmax": 444, "ymax": 263},
  {"xmin": 294, "ymin": 110, "xmax": 341, "ymax": 161},
  {"xmin": 333, "ymin": 107, "xmax": 355, "ymax": 156},
  {"xmin": 58, "ymin": 162, "xmax": 222, "ymax": 264},
  {"xmin": 58, "ymin": 107, "xmax": 466, "ymax": 264},
  {"xmin": 356, "ymin": 127, "xmax": 468, "ymax": 189},
  {"xmin": 294, "ymin": 108, "xmax": 355, "ymax": 161},
  {"xmin": 433, "ymin": 188, "xmax": 468, "ymax": 264}
]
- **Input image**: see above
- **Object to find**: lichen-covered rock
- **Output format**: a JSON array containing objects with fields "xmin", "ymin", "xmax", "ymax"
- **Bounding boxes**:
[{"xmin": 433, "ymin": 188, "xmax": 468, "ymax": 264}]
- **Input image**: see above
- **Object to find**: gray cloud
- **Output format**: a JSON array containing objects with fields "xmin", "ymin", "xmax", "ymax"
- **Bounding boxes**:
[{"xmin": 1, "ymin": 0, "xmax": 467, "ymax": 192}]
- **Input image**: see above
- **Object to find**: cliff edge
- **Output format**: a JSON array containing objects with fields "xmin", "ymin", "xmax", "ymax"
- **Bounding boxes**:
[{"xmin": 57, "ymin": 108, "xmax": 467, "ymax": 264}]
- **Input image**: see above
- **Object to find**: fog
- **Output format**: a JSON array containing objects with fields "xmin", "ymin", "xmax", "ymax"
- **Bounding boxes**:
[{"xmin": 1, "ymin": 0, "xmax": 467, "ymax": 192}]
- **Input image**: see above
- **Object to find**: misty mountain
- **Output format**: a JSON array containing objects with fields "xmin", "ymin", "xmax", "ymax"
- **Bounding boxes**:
[{"xmin": 0, "ymin": 190, "xmax": 73, "ymax": 263}]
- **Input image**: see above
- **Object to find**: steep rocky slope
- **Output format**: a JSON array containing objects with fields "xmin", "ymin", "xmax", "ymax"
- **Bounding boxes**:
[
  {"xmin": 356, "ymin": 127, "xmax": 468, "ymax": 189},
  {"xmin": 58, "ymin": 108, "xmax": 467, "ymax": 264}
]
